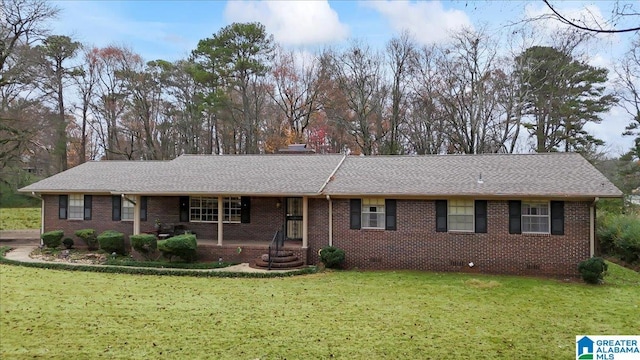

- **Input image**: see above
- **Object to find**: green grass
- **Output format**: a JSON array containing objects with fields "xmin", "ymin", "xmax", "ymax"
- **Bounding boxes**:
[
  {"xmin": 0, "ymin": 208, "xmax": 40, "ymax": 230},
  {"xmin": 1, "ymin": 264, "xmax": 638, "ymax": 359}
]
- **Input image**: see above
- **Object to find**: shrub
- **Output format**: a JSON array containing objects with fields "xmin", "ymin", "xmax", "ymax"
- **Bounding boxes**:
[
  {"xmin": 158, "ymin": 234, "xmax": 197, "ymax": 262},
  {"xmin": 578, "ymin": 257, "xmax": 608, "ymax": 284},
  {"xmin": 41, "ymin": 230, "xmax": 64, "ymax": 249},
  {"xmin": 597, "ymin": 213, "xmax": 640, "ymax": 263},
  {"xmin": 62, "ymin": 237, "xmax": 74, "ymax": 249},
  {"xmin": 319, "ymin": 246, "xmax": 345, "ymax": 269},
  {"xmin": 97, "ymin": 230, "xmax": 126, "ymax": 255},
  {"xmin": 130, "ymin": 234, "xmax": 157, "ymax": 260},
  {"xmin": 75, "ymin": 229, "xmax": 99, "ymax": 250}
]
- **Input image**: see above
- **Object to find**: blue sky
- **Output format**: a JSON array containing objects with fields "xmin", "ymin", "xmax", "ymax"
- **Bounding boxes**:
[{"xmin": 49, "ymin": 0, "xmax": 637, "ymax": 154}]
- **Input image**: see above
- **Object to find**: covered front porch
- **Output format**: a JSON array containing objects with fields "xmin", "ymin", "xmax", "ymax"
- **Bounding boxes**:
[{"xmin": 124, "ymin": 194, "xmax": 313, "ymax": 267}]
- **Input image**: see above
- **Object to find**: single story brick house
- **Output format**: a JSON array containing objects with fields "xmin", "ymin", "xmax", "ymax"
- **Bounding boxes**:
[{"xmin": 19, "ymin": 152, "xmax": 621, "ymax": 276}]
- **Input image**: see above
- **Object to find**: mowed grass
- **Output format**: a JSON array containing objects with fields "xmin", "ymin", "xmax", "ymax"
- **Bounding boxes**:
[
  {"xmin": 0, "ymin": 208, "xmax": 40, "ymax": 230},
  {"xmin": 1, "ymin": 264, "xmax": 638, "ymax": 359}
]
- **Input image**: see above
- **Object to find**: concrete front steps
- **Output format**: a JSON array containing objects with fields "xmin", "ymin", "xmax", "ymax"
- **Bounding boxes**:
[{"xmin": 251, "ymin": 250, "xmax": 305, "ymax": 270}]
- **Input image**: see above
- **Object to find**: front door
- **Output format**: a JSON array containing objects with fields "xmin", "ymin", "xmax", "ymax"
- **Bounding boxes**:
[{"xmin": 286, "ymin": 197, "xmax": 303, "ymax": 240}]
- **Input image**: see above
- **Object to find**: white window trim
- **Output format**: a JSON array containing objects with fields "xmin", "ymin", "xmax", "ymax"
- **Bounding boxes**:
[
  {"xmin": 361, "ymin": 198, "xmax": 385, "ymax": 230},
  {"xmin": 521, "ymin": 201, "xmax": 550, "ymax": 234},
  {"xmin": 68, "ymin": 194, "xmax": 84, "ymax": 220},
  {"xmin": 189, "ymin": 196, "xmax": 241, "ymax": 224},
  {"xmin": 121, "ymin": 198, "xmax": 135, "ymax": 222},
  {"xmin": 447, "ymin": 199, "xmax": 474, "ymax": 233}
]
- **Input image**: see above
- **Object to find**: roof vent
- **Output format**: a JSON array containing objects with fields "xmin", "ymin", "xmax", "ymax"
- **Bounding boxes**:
[{"xmin": 477, "ymin": 173, "xmax": 484, "ymax": 184}]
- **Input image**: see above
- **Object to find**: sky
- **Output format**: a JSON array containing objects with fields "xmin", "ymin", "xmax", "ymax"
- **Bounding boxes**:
[{"xmin": 48, "ymin": 0, "xmax": 638, "ymax": 155}]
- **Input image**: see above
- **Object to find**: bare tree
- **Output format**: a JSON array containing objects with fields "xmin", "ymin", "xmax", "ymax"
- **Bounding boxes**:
[{"xmin": 617, "ymin": 36, "xmax": 640, "ymax": 158}]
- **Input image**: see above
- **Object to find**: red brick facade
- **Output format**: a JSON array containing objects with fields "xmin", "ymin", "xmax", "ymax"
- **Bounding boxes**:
[
  {"xmin": 324, "ymin": 199, "xmax": 590, "ymax": 276},
  {"xmin": 43, "ymin": 195, "xmax": 591, "ymax": 276}
]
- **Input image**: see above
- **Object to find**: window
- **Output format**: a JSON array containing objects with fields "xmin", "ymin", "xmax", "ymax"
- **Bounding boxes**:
[
  {"xmin": 190, "ymin": 197, "xmax": 217, "ymax": 222},
  {"xmin": 189, "ymin": 196, "xmax": 241, "ymax": 223},
  {"xmin": 68, "ymin": 194, "xmax": 84, "ymax": 220},
  {"xmin": 448, "ymin": 199, "xmax": 474, "ymax": 232},
  {"xmin": 224, "ymin": 197, "xmax": 242, "ymax": 223},
  {"xmin": 122, "ymin": 198, "xmax": 134, "ymax": 221},
  {"xmin": 361, "ymin": 198, "xmax": 385, "ymax": 229},
  {"xmin": 522, "ymin": 201, "xmax": 549, "ymax": 233}
]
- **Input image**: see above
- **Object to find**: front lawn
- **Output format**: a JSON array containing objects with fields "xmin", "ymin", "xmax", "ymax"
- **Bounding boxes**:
[
  {"xmin": 1, "ymin": 264, "xmax": 638, "ymax": 359},
  {"xmin": 0, "ymin": 208, "xmax": 40, "ymax": 230}
]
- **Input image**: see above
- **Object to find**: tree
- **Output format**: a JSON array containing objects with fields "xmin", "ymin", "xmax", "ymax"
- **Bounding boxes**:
[
  {"xmin": 192, "ymin": 22, "xmax": 275, "ymax": 154},
  {"xmin": 542, "ymin": 0, "xmax": 640, "ymax": 34},
  {"xmin": 383, "ymin": 31, "xmax": 416, "ymax": 154},
  {"xmin": 36, "ymin": 35, "xmax": 81, "ymax": 172},
  {"xmin": 323, "ymin": 44, "xmax": 389, "ymax": 155},
  {"xmin": 515, "ymin": 46, "xmax": 616, "ymax": 153},
  {"xmin": 617, "ymin": 36, "xmax": 640, "ymax": 159}
]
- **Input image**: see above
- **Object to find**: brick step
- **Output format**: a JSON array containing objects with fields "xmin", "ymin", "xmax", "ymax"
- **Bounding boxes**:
[
  {"xmin": 253, "ymin": 259, "xmax": 305, "ymax": 269},
  {"xmin": 270, "ymin": 250, "xmax": 294, "ymax": 257},
  {"xmin": 260, "ymin": 254, "xmax": 299, "ymax": 263}
]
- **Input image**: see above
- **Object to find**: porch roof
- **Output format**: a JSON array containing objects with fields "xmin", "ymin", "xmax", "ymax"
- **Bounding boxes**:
[
  {"xmin": 20, "ymin": 154, "xmax": 344, "ymax": 196},
  {"xmin": 322, "ymin": 153, "xmax": 622, "ymax": 198}
]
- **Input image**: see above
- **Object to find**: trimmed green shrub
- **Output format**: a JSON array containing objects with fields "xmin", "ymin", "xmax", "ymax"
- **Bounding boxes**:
[
  {"xmin": 158, "ymin": 234, "xmax": 197, "ymax": 263},
  {"xmin": 75, "ymin": 228, "xmax": 99, "ymax": 251},
  {"xmin": 130, "ymin": 234, "xmax": 157, "ymax": 260},
  {"xmin": 41, "ymin": 230, "xmax": 64, "ymax": 249},
  {"xmin": 319, "ymin": 246, "xmax": 345, "ymax": 269},
  {"xmin": 578, "ymin": 257, "xmax": 608, "ymax": 284},
  {"xmin": 62, "ymin": 237, "xmax": 74, "ymax": 249},
  {"xmin": 97, "ymin": 230, "xmax": 126, "ymax": 255}
]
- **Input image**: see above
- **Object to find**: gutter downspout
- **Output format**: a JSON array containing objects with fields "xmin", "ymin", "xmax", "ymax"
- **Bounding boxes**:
[
  {"xmin": 326, "ymin": 195, "xmax": 333, "ymax": 247},
  {"xmin": 32, "ymin": 192, "xmax": 44, "ymax": 246},
  {"xmin": 319, "ymin": 155, "xmax": 346, "ymax": 250},
  {"xmin": 590, "ymin": 197, "xmax": 598, "ymax": 257}
]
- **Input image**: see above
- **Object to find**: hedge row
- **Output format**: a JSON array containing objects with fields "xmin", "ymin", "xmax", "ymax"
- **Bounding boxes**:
[
  {"xmin": 0, "ymin": 247, "xmax": 317, "ymax": 278},
  {"xmin": 597, "ymin": 212, "xmax": 640, "ymax": 263}
]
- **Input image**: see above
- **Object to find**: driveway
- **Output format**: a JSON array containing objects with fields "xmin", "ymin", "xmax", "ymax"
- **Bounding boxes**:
[{"xmin": 0, "ymin": 229, "xmax": 40, "ymax": 246}]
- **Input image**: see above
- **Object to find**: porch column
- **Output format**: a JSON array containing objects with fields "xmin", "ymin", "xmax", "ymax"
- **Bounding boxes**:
[
  {"xmin": 40, "ymin": 195, "xmax": 44, "ymax": 246},
  {"xmin": 133, "ymin": 195, "xmax": 140, "ymax": 235},
  {"xmin": 302, "ymin": 196, "xmax": 308, "ymax": 248},
  {"xmin": 217, "ymin": 195, "xmax": 223, "ymax": 246}
]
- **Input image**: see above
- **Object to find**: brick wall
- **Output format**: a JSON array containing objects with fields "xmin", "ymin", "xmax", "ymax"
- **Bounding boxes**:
[
  {"xmin": 44, "ymin": 195, "xmax": 287, "ymax": 246},
  {"xmin": 329, "ymin": 199, "xmax": 591, "ymax": 276}
]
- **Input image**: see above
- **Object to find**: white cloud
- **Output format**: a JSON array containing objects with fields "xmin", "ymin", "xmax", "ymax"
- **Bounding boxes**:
[
  {"xmin": 364, "ymin": 0, "xmax": 472, "ymax": 45},
  {"xmin": 523, "ymin": 3, "xmax": 616, "ymax": 43},
  {"xmin": 224, "ymin": 1, "xmax": 349, "ymax": 46}
]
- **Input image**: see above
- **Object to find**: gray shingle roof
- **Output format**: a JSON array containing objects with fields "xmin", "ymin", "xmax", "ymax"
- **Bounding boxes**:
[
  {"xmin": 19, "ymin": 153, "xmax": 622, "ymax": 198},
  {"xmin": 323, "ymin": 153, "xmax": 622, "ymax": 198},
  {"xmin": 20, "ymin": 155, "xmax": 345, "ymax": 196}
]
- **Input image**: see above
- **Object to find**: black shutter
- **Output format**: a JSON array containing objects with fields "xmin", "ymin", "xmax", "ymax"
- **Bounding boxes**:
[
  {"xmin": 474, "ymin": 200, "xmax": 487, "ymax": 233},
  {"xmin": 385, "ymin": 199, "xmax": 396, "ymax": 231},
  {"xmin": 84, "ymin": 195, "xmax": 92, "ymax": 220},
  {"xmin": 435, "ymin": 200, "xmax": 447, "ymax": 232},
  {"xmin": 59, "ymin": 195, "xmax": 68, "ymax": 219},
  {"xmin": 140, "ymin": 196, "xmax": 148, "ymax": 221},
  {"xmin": 112, "ymin": 196, "xmax": 121, "ymax": 221},
  {"xmin": 550, "ymin": 201, "xmax": 564, "ymax": 235},
  {"xmin": 350, "ymin": 199, "xmax": 361, "ymax": 230},
  {"xmin": 509, "ymin": 200, "xmax": 521, "ymax": 234},
  {"xmin": 179, "ymin": 196, "xmax": 189, "ymax": 222},
  {"xmin": 241, "ymin": 196, "xmax": 251, "ymax": 223}
]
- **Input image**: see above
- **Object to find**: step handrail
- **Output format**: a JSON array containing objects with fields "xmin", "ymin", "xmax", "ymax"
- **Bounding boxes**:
[{"xmin": 267, "ymin": 225, "xmax": 285, "ymax": 270}]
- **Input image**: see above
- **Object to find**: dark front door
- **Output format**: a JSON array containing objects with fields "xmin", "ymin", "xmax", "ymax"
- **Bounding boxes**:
[{"xmin": 286, "ymin": 197, "xmax": 303, "ymax": 240}]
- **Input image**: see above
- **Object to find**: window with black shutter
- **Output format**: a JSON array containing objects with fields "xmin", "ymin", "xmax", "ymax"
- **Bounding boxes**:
[
  {"xmin": 474, "ymin": 200, "xmax": 487, "ymax": 233},
  {"xmin": 140, "ymin": 196, "xmax": 148, "ymax": 221},
  {"xmin": 350, "ymin": 199, "xmax": 361, "ymax": 230},
  {"xmin": 112, "ymin": 196, "xmax": 121, "ymax": 221},
  {"xmin": 385, "ymin": 199, "xmax": 396, "ymax": 231},
  {"xmin": 241, "ymin": 196, "xmax": 251, "ymax": 223},
  {"xmin": 550, "ymin": 201, "xmax": 564, "ymax": 235},
  {"xmin": 84, "ymin": 195, "xmax": 92, "ymax": 220},
  {"xmin": 435, "ymin": 200, "xmax": 447, "ymax": 232},
  {"xmin": 509, "ymin": 200, "xmax": 521, "ymax": 234},
  {"xmin": 179, "ymin": 196, "xmax": 189, "ymax": 222},
  {"xmin": 59, "ymin": 195, "xmax": 68, "ymax": 219}
]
